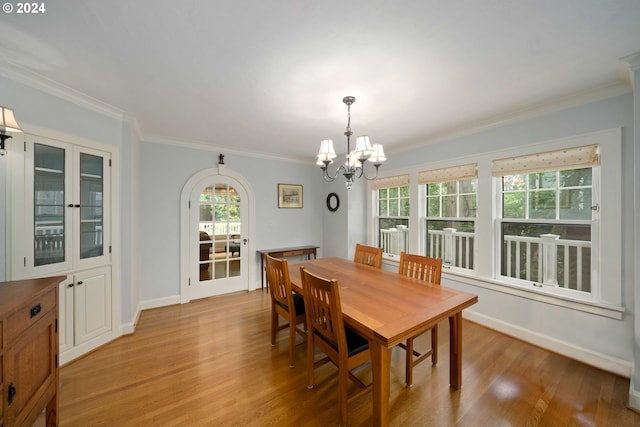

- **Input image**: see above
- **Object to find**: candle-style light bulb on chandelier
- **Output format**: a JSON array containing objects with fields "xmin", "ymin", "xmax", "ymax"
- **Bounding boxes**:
[{"xmin": 316, "ymin": 96, "xmax": 386, "ymax": 189}]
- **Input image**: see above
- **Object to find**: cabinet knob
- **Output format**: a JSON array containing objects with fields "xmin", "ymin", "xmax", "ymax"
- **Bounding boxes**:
[
  {"xmin": 76, "ymin": 281, "xmax": 84, "ymax": 285},
  {"xmin": 67, "ymin": 283, "xmax": 74, "ymax": 288}
]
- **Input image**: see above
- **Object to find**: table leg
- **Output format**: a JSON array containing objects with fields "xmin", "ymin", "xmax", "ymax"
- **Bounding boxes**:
[
  {"xmin": 260, "ymin": 254, "xmax": 265, "ymax": 290},
  {"xmin": 370, "ymin": 340, "xmax": 392, "ymax": 427},
  {"xmin": 449, "ymin": 312, "xmax": 462, "ymax": 389}
]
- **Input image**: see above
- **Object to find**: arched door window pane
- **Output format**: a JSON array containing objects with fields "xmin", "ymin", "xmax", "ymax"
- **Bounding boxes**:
[{"xmin": 198, "ymin": 184, "xmax": 241, "ymax": 281}]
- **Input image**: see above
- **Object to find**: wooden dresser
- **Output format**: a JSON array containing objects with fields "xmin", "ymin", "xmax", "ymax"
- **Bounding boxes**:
[{"xmin": 0, "ymin": 276, "xmax": 63, "ymax": 427}]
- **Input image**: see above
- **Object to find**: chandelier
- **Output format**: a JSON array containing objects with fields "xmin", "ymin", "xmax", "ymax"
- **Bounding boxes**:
[{"xmin": 316, "ymin": 96, "xmax": 386, "ymax": 189}]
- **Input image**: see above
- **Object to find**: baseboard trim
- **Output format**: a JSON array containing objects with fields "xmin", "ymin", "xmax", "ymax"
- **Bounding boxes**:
[
  {"xmin": 140, "ymin": 295, "xmax": 181, "ymax": 310},
  {"xmin": 59, "ymin": 331, "xmax": 121, "ymax": 366},
  {"xmin": 463, "ymin": 310, "xmax": 632, "ymax": 378},
  {"xmin": 630, "ymin": 380, "xmax": 640, "ymax": 411}
]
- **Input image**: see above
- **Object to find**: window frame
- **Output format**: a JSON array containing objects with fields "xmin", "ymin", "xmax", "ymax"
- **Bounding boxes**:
[
  {"xmin": 367, "ymin": 128, "xmax": 622, "ymax": 319},
  {"xmin": 375, "ymin": 184, "xmax": 410, "ymax": 261},
  {"xmin": 495, "ymin": 167, "xmax": 598, "ymax": 297},
  {"xmin": 423, "ymin": 178, "xmax": 477, "ymax": 273}
]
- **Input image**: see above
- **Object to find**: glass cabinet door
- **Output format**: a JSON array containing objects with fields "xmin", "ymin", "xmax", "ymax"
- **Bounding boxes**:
[
  {"xmin": 21, "ymin": 136, "xmax": 110, "ymax": 277},
  {"xmin": 34, "ymin": 143, "xmax": 67, "ymax": 266},
  {"xmin": 79, "ymin": 153, "xmax": 104, "ymax": 259}
]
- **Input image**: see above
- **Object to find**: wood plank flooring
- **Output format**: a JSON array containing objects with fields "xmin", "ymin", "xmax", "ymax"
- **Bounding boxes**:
[{"xmin": 56, "ymin": 289, "xmax": 640, "ymax": 426}]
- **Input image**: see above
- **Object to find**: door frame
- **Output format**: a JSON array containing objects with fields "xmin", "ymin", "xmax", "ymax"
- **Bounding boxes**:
[{"xmin": 179, "ymin": 164, "xmax": 256, "ymax": 303}]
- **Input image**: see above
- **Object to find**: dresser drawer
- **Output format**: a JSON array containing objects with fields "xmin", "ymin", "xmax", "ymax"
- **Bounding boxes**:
[
  {"xmin": 282, "ymin": 250, "xmax": 306, "ymax": 257},
  {"xmin": 5, "ymin": 288, "xmax": 57, "ymax": 343}
]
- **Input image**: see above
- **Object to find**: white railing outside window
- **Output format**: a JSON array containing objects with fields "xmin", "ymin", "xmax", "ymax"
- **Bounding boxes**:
[
  {"xmin": 427, "ymin": 228, "xmax": 475, "ymax": 269},
  {"xmin": 380, "ymin": 225, "xmax": 409, "ymax": 255},
  {"xmin": 200, "ymin": 222, "xmax": 241, "ymax": 237},
  {"xmin": 380, "ymin": 226, "xmax": 475, "ymax": 269},
  {"xmin": 502, "ymin": 234, "xmax": 591, "ymax": 291}
]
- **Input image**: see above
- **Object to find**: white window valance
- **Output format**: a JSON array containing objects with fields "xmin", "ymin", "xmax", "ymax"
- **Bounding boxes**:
[
  {"xmin": 370, "ymin": 174, "xmax": 410, "ymax": 190},
  {"xmin": 492, "ymin": 144, "xmax": 599, "ymax": 177},
  {"xmin": 418, "ymin": 163, "xmax": 477, "ymax": 184}
]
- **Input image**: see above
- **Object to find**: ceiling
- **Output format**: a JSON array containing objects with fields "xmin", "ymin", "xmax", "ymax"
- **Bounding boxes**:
[{"xmin": 1, "ymin": 0, "xmax": 639, "ymax": 162}]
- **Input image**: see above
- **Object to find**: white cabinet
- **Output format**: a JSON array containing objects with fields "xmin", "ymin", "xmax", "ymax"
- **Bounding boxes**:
[
  {"xmin": 59, "ymin": 267, "xmax": 112, "ymax": 354},
  {"xmin": 8, "ymin": 133, "xmax": 115, "ymax": 363},
  {"xmin": 12, "ymin": 135, "xmax": 111, "ymax": 276}
]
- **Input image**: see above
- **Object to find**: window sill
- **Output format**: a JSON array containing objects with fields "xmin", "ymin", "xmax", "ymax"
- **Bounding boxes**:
[
  {"xmin": 381, "ymin": 256, "xmax": 624, "ymax": 320},
  {"xmin": 443, "ymin": 269, "xmax": 625, "ymax": 320}
]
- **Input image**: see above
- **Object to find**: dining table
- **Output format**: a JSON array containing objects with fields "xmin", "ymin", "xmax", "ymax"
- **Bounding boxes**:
[{"xmin": 287, "ymin": 257, "xmax": 478, "ymax": 427}]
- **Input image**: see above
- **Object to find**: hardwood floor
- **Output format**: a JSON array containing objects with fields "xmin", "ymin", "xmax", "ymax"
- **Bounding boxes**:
[{"xmin": 57, "ymin": 290, "xmax": 639, "ymax": 426}]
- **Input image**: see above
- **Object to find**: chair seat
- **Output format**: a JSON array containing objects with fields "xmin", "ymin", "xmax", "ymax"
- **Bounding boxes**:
[
  {"xmin": 276, "ymin": 292, "xmax": 305, "ymax": 315},
  {"xmin": 345, "ymin": 327, "xmax": 369, "ymax": 356},
  {"xmin": 315, "ymin": 327, "xmax": 369, "ymax": 357}
]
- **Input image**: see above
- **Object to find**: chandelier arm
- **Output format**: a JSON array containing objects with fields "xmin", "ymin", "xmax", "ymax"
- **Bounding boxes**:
[
  {"xmin": 359, "ymin": 162, "xmax": 382, "ymax": 180},
  {"xmin": 322, "ymin": 164, "xmax": 347, "ymax": 182}
]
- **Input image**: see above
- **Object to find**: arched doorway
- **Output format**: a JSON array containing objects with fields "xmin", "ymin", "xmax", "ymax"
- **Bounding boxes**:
[{"xmin": 180, "ymin": 165, "xmax": 255, "ymax": 302}]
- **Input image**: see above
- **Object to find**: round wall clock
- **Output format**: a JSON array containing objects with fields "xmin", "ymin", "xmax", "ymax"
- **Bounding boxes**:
[{"xmin": 326, "ymin": 192, "xmax": 340, "ymax": 212}]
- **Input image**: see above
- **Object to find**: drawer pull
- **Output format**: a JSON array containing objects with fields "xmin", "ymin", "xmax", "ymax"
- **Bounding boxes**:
[
  {"xmin": 8, "ymin": 383, "xmax": 16, "ymax": 405},
  {"xmin": 30, "ymin": 303, "xmax": 42, "ymax": 318}
]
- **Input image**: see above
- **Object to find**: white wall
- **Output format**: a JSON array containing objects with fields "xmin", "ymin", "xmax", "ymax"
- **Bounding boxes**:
[
  {"xmin": 320, "ymin": 177, "xmax": 370, "ymax": 260},
  {"xmin": 136, "ymin": 143, "xmax": 324, "ymax": 301},
  {"xmin": 119, "ymin": 118, "xmax": 140, "ymax": 329},
  {"xmin": 321, "ymin": 179, "xmax": 349, "ymax": 259},
  {"xmin": 626, "ymin": 55, "xmax": 640, "ymax": 407}
]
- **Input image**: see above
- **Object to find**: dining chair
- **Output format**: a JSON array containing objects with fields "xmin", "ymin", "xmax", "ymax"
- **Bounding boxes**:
[
  {"xmin": 300, "ymin": 266, "xmax": 372, "ymax": 427},
  {"xmin": 265, "ymin": 254, "xmax": 306, "ymax": 368},
  {"xmin": 353, "ymin": 243, "xmax": 383, "ymax": 268},
  {"xmin": 397, "ymin": 251, "xmax": 443, "ymax": 386}
]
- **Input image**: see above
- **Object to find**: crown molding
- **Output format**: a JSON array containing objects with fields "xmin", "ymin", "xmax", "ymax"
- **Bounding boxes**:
[
  {"xmin": 392, "ymin": 81, "xmax": 631, "ymax": 155},
  {"xmin": 620, "ymin": 52, "xmax": 640, "ymax": 71},
  {"xmin": 142, "ymin": 134, "xmax": 309, "ymax": 165},
  {"xmin": 620, "ymin": 52, "xmax": 640, "ymax": 89},
  {"xmin": 122, "ymin": 113, "xmax": 142, "ymax": 140},
  {"xmin": 0, "ymin": 61, "xmax": 124, "ymax": 121}
]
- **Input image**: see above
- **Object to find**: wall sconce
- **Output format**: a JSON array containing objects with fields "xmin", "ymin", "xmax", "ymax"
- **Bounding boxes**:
[{"xmin": 0, "ymin": 106, "xmax": 23, "ymax": 156}]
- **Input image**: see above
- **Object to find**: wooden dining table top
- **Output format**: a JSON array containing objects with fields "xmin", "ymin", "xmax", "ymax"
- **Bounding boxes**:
[{"xmin": 287, "ymin": 257, "xmax": 478, "ymax": 348}]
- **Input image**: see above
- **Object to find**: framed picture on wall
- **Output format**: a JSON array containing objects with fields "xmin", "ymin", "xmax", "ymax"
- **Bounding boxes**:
[{"xmin": 278, "ymin": 184, "xmax": 303, "ymax": 208}]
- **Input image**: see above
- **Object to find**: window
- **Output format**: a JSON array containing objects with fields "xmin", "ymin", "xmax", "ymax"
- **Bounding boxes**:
[
  {"xmin": 368, "ymin": 129, "xmax": 621, "ymax": 316},
  {"xmin": 494, "ymin": 145, "xmax": 598, "ymax": 295},
  {"xmin": 373, "ymin": 175, "xmax": 410, "ymax": 258},
  {"xmin": 420, "ymin": 164, "xmax": 477, "ymax": 270}
]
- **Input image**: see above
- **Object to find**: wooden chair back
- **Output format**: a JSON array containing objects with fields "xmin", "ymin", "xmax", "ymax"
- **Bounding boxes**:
[
  {"xmin": 353, "ymin": 243, "xmax": 383, "ymax": 268},
  {"xmin": 265, "ymin": 254, "xmax": 306, "ymax": 367},
  {"xmin": 397, "ymin": 252, "xmax": 443, "ymax": 386},
  {"xmin": 300, "ymin": 266, "xmax": 344, "ymax": 360},
  {"xmin": 265, "ymin": 254, "xmax": 294, "ymax": 309},
  {"xmin": 398, "ymin": 252, "xmax": 443, "ymax": 284},
  {"xmin": 300, "ymin": 266, "xmax": 372, "ymax": 426}
]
